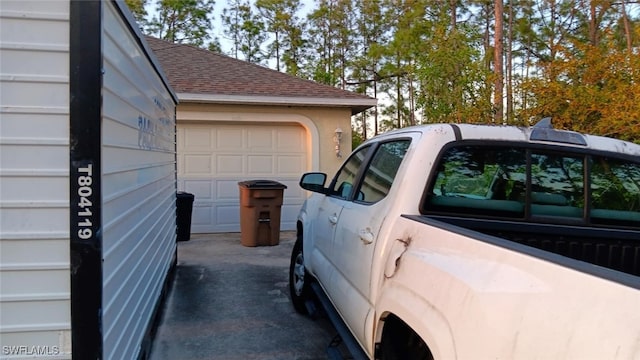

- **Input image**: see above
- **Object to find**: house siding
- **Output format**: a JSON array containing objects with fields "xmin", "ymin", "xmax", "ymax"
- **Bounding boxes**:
[{"xmin": 0, "ymin": 0, "xmax": 72, "ymax": 358}]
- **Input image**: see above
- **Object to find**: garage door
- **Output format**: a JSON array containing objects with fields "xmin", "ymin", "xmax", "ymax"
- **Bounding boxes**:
[{"xmin": 177, "ymin": 123, "xmax": 308, "ymax": 233}]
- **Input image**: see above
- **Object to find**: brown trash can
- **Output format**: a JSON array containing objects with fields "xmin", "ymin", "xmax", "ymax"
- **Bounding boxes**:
[{"xmin": 238, "ymin": 180, "xmax": 288, "ymax": 247}]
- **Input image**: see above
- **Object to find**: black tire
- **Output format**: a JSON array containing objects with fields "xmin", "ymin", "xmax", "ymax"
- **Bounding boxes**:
[
  {"xmin": 379, "ymin": 316, "xmax": 433, "ymax": 360},
  {"xmin": 289, "ymin": 237, "xmax": 311, "ymax": 314}
]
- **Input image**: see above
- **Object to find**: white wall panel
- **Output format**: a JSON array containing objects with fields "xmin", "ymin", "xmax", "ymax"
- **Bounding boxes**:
[
  {"xmin": 1, "ymin": 2, "xmax": 176, "ymax": 358},
  {"xmin": 0, "ymin": 1, "xmax": 72, "ymax": 357},
  {"xmin": 1, "ymin": 113, "xmax": 68, "ymax": 139},
  {"xmin": 100, "ymin": 2, "xmax": 177, "ymax": 359},
  {"xmin": 0, "ymin": 143, "xmax": 69, "ymax": 171}
]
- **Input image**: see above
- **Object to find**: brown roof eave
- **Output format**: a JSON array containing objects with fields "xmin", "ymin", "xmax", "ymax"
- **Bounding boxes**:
[{"xmin": 177, "ymin": 93, "xmax": 377, "ymax": 116}]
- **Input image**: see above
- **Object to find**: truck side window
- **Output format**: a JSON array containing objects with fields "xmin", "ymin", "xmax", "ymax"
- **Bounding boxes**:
[
  {"xmin": 357, "ymin": 140, "xmax": 411, "ymax": 204},
  {"xmin": 590, "ymin": 157, "xmax": 640, "ymax": 226},
  {"xmin": 530, "ymin": 152, "xmax": 584, "ymax": 218},
  {"xmin": 425, "ymin": 145, "xmax": 639, "ymax": 229},
  {"xmin": 330, "ymin": 145, "xmax": 371, "ymax": 200},
  {"xmin": 427, "ymin": 146, "xmax": 527, "ymax": 218}
]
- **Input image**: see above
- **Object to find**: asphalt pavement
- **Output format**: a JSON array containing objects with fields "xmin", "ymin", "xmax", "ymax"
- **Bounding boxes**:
[{"xmin": 148, "ymin": 232, "xmax": 339, "ymax": 360}]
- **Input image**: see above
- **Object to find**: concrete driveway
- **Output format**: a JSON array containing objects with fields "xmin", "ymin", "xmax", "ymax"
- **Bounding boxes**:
[{"xmin": 149, "ymin": 232, "xmax": 338, "ymax": 360}]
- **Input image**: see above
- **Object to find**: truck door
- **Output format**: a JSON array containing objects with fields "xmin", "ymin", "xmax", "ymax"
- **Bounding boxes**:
[
  {"xmin": 311, "ymin": 144, "xmax": 374, "ymax": 317},
  {"xmin": 332, "ymin": 139, "xmax": 412, "ymax": 350}
]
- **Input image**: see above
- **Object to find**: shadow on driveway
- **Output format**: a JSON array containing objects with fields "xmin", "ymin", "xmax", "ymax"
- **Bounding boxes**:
[{"xmin": 149, "ymin": 232, "xmax": 337, "ymax": 360}]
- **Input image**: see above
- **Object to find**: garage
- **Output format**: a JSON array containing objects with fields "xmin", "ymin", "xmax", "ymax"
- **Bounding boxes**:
[
  {"xmin": 146, "ymin": 36, "xmax": 377, "ymax": 234},
  {"xmin": 178, "ymin": 122, "xmax": 308, "ymax": 233}
]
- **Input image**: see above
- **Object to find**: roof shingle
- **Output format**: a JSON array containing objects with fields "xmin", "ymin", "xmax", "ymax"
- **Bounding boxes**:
[{"xmin": 145, "ymin": 36, "xmax": 375, "ymax": 114}]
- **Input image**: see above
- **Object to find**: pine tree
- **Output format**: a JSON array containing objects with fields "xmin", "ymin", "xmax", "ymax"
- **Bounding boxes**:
[
  {"xmin": 222, "ymin": 0, "xmax": 267, "ymax": 63},
  {"xmin": 148, "ymin": 0, "xmax": 217, "ymax": 48}
]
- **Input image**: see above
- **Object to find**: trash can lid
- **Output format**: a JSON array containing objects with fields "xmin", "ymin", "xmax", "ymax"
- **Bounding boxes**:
[
  {"xmin": 238, "ymin": 179, "xmax": 288, "ymax": 189},
  {"xmin": 176, "ymin": 191, "xmax": 195, "ymax": 199}
]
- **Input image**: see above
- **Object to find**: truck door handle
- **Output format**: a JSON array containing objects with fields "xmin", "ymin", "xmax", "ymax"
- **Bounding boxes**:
[
  {"xmin": 329, "ymin": 214, "xmax": 338, "ymax": 224},
  {"xmin": 359, "ymin": 228, "xmax": 374, "ymax": 245}
]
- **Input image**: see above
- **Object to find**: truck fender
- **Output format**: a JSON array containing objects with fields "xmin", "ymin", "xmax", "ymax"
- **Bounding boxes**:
[
  {"xmin": 296, "ymin": 210, "xmax": 318, "ymax": 275},
  {"xmin": 375, "ymin": 283, "xmax": 457, "ymax": 360},
  {"xmin": 297, "ymin": 212, "xmax": 310, "ymax": 246}
]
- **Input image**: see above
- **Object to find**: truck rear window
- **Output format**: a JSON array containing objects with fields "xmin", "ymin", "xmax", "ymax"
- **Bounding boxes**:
[{"xmin": 423, "ymin": 145, "xmax": 640, "ymax": 229}]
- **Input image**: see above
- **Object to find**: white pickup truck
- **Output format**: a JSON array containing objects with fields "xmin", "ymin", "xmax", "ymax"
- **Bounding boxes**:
[{"xmin": 288, "ymin": 119, "xmax": 640, "ymax": 360}]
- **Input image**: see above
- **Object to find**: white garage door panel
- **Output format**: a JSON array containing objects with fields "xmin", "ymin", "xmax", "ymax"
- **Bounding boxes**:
[
  {"xmin": 218, "ymin": 128, "xmax": 244, "ymax": 148},
  {"xmin": 178, "ymin": 123, "xmax": 308, "ymax": 233},
  {"xmin": 279, "ymin": 155, "xmax": 306, "ymax": 174},
  {"xmin": 185, "ymin": 155, "xmax": 212, "ymax": 174},
  {"xmin": 217, "ymin": 155, "xmax": 244, "ymax": 174},
  {"xmin": 248, "ymin": 129, "xmax": 273, "ymax": 148},
  {"xmin": 184, "ymin": 127, "xmax": 212, "ymax": 147},
  {"xmin": 248, "ymin": 155, "xmax": 274, "ymax": 173}
]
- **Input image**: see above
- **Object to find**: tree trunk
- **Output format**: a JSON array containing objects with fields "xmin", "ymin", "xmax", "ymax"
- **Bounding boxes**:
[
  {"xmin": 506, "ymin": 0, "xmax": 513, "ymax": 124},
  {"xmin": 494, "ymin": 0, "xmax": 504, "ymax": 123},
  {"xmin": 483, "ymin": 3, "xmax": 493, "ymax": 111},
  {"xmin": 621, "ymin": 0, "xmax": 633, "ymax": 53}
]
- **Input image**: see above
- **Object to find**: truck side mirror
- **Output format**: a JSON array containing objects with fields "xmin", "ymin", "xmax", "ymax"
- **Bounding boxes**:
[{"xmin": 300, "ymin": 172, "xmax": 328, "ymax": 194}]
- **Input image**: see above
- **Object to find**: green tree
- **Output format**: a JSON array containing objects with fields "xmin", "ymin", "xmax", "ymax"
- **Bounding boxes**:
[
  {"xmin": 416, "ymin": 20, "xmax": 493, "ymax": 124},
  {"xmin": 377, "ymin": 0, "xmax": 427, "ymax": 129},
  {"xmin": 222, "ymin": 0, "xmax": 245, "ymax": 58},
  {"xmin": 378, "ymin": 0, "xmax": 492, "ymax": 127},
  {"xmin": 513, "ymin": 0, "xmax": 640, "ymax": 142},
  {"xmin": 520, "ymin": 39, "xmax": 640, "ymax": 142},
  {"xmin": 306, "ymin": 2, "xmax": 339, "ymax": 85},
  {"xmin": 348, "ymin": 0, "xmax": 387, "ymax": 138},
  {"xmin": 222, "ymin": 0, "xmax": 266, "ymax": 63},
  {"xmin": 255, "ymin": 0, "xmax": 304, "ymax": 74},
  {"xmin": 306, "ymin": 0, "xmax": 357, "ymax": 87},
  {"xmin": 207, "ymin": 39, "xmax": 223, "ymax": 53},
  {"xmin": 148, "ymin": 0, "xmax": 217, "ymax": 48},
  {"xmin": 494, "ymin": 0, "xmax": 504, "ymax": 123},
  {"xmin": 124, "ymin": 0, "xmax": 149, "ymax": 27},
  {"xmin": 204, "ymin": 0, "xmax": 640, "ymax": 142}
]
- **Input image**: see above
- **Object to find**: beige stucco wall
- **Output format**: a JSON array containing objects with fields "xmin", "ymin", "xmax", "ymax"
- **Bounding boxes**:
[{"xmin": 177, "ymin": 103, "xmax": 353, "ymax": 176}]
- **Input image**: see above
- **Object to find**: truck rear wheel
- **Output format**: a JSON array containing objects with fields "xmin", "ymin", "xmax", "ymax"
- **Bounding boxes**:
[
  {"xmin": 289, "ymin": 237, "xmax": 310, "ymax": 314},
  {"xmin": 379, "ymin": 315, "xmax": 433, "ymax": 360}
]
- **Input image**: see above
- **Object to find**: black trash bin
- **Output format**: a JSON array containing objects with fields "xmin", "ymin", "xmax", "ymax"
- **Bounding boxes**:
[
  {"xmin": 176, "ymin": 191, "xmax": 195, "ymax": 242},
  {"xmin": 238, "ymin": 180, "xmax": 287, "ymax": 247}
]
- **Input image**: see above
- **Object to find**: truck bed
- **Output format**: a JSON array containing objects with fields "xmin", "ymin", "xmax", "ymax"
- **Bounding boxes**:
[{"xmin": 405, "ymin": 215, "xmax": 640, "ymax": 287}]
